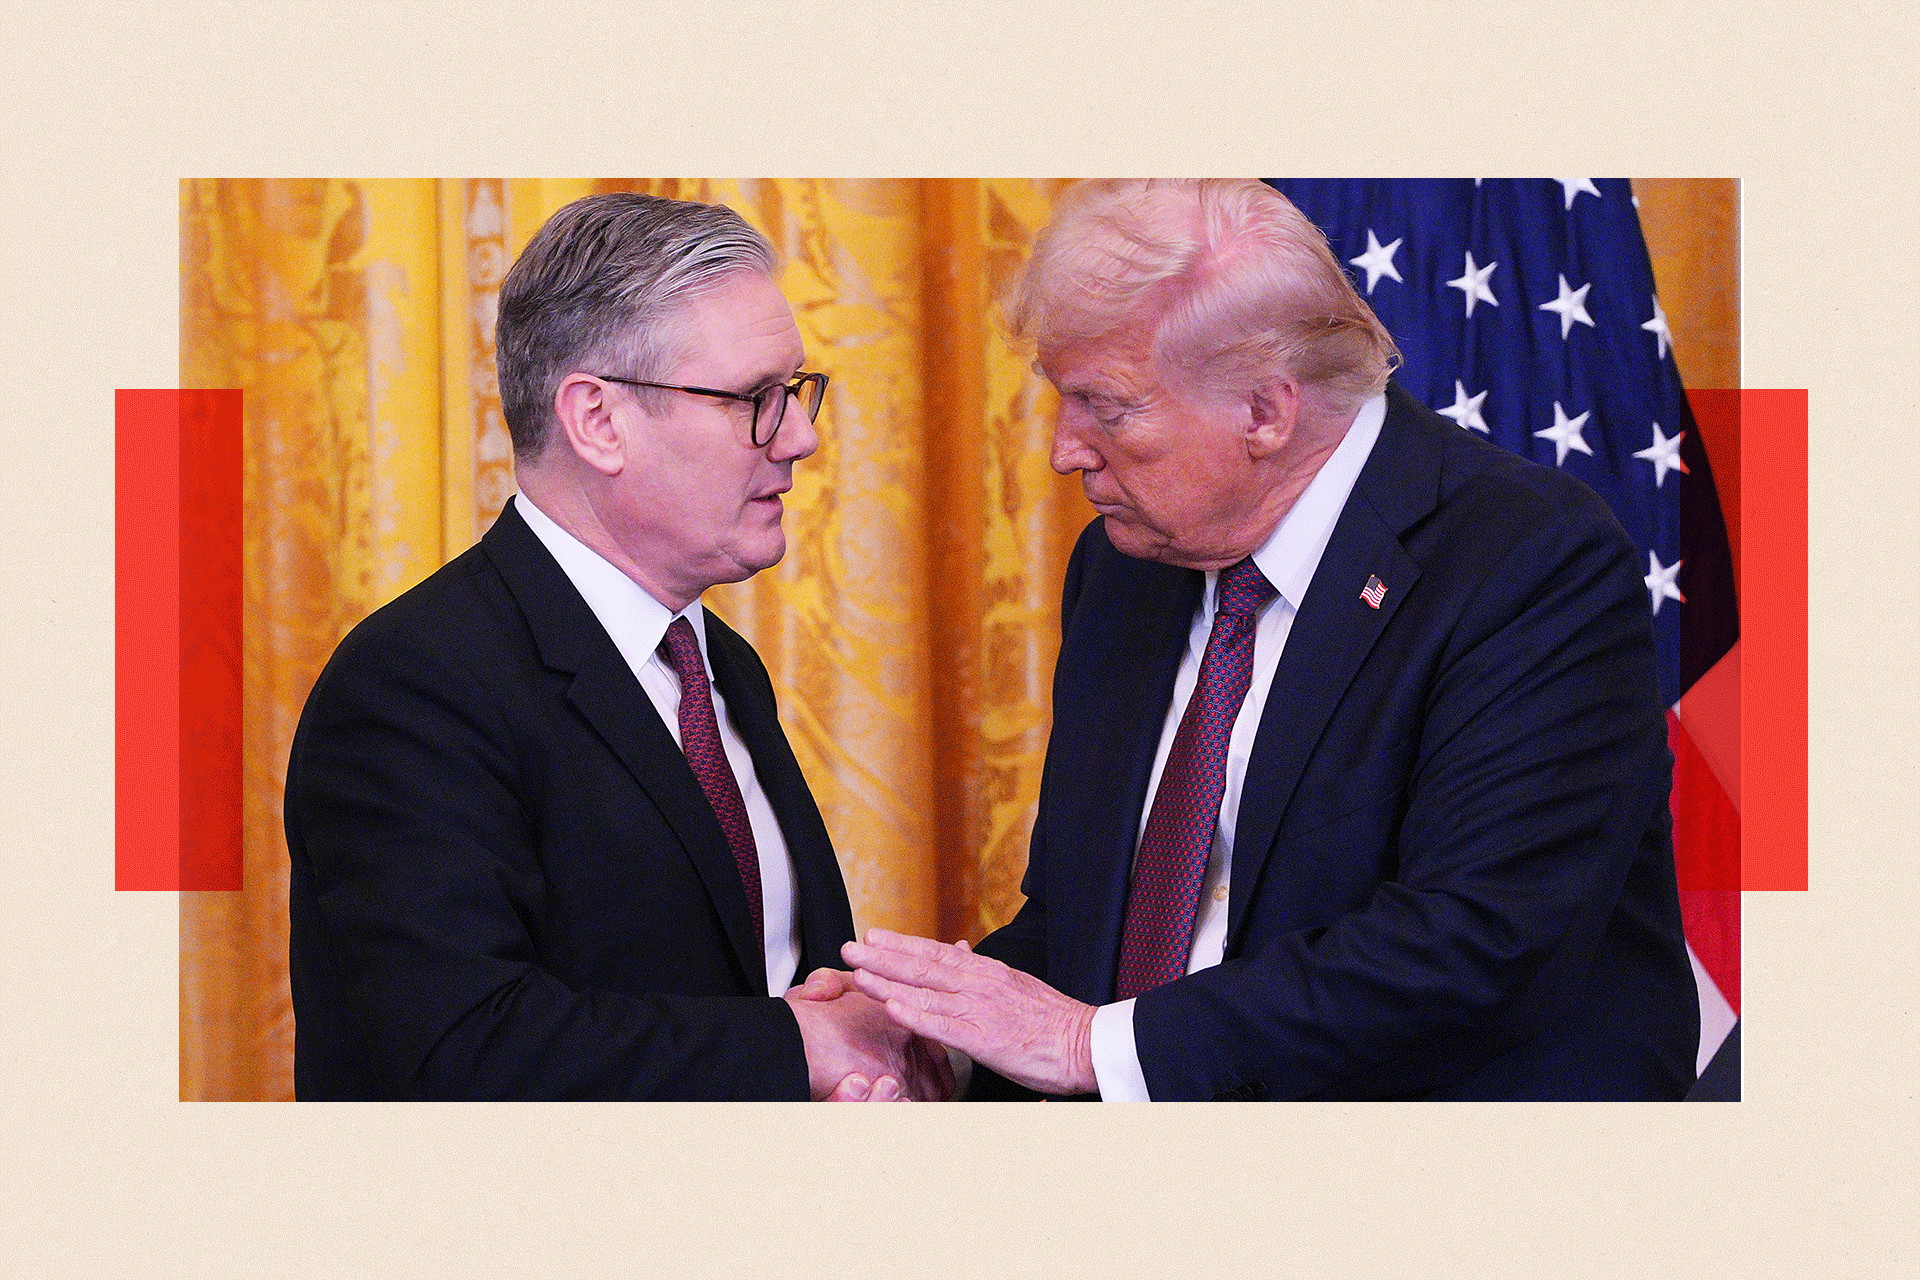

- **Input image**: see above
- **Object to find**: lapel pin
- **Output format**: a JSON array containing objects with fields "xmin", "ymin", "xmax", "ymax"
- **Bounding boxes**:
[{"xmin": 1360, "ymin": 575, "xmax": 1388, "ymax": 609}]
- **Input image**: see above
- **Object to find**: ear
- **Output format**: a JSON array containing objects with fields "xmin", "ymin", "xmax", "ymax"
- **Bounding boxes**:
[
  {"xmin": 1244, "ymin": 376, "xmax": 1301, "ymax": 460},
  {"xmin": 552, "ymin": 374, "xmax": 630, "ymax": 477}
]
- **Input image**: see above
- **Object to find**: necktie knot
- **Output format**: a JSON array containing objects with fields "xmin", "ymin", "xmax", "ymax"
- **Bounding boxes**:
[
  {"xmin": 659, "ymin": 615, "xmax": 705, "ymax": 687},
  {"xmin": 1217, "ymin": 558, "xmax": 1276, "ymax": 620}
]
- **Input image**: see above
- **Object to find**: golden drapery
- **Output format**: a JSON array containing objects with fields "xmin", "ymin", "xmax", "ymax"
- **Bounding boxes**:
[
  {"xmin": 178, "ymin": 178, "xmax": 1737, "ymax": 1101},
  {"xmin": 179, "ymin": 178, "xmax": 1090, "ymax": 1100}
]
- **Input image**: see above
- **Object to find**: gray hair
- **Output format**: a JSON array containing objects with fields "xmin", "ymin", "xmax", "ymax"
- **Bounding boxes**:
[
  {"xmin": 496, "ymin": 192, "xmax": 776, "ymax": 458},
  {"xmin": 1009, "ymin": 179, "xmax": 1398, "ymax": 417}
]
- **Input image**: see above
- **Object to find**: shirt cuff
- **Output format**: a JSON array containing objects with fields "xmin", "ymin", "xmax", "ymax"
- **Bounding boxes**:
[{"xmin": 1089, "ymin": 999, "xmax": 1151, "ymax": 1101}]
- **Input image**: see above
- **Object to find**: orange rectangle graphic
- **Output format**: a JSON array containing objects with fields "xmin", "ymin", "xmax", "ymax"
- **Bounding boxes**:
[
  {"xmin": 1740, "ymin": 389, "xmax": 1808, "ymax": 890},
  {"xmin": 116, "ymin": 389, "xmax": 243, "ymax": 890}
]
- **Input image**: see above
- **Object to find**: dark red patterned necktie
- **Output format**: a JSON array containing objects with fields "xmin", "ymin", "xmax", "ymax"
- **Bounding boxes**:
[
  {"xmin": 1114, "ymin": 558, "xmax": 1276, "ymax": 1001},
  {"xmin": 659, "ymin": 616, "xmax": 764, "ymax": 950}
]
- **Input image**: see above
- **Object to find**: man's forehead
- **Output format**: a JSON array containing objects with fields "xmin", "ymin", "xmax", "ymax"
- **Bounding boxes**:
[
  {"xmin": 1039, "ymin": 337, "xmax": 1157, "ymax": 394},
  {"xmin": 670, "ymin": 271, "xmax": 805, "ymax": 378}
]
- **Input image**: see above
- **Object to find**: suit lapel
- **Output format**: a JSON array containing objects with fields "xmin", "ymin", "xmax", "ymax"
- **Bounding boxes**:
[
  {"xmin": 1052, "ymin": 556, "xmax": 1202, "ymax": 1005},
  {"xmin": 1226, "ymin": 384, "xmax": 1441, "ymax": 949},
  {"xmin": 481, "ymin": 502, "xmax": 765, "ymax": 988},
  {"xmin": 704, "ymin": 614, "xmax": 855, "ymax": 977}
]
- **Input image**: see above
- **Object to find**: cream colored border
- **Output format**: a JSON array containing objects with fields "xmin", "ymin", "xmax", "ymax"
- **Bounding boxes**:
[{"xmin": 2, "ymin": 1, "xmax": 1916, "ymax": 1275}]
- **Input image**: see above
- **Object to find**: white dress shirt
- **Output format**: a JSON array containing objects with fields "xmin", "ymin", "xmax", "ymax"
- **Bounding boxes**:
[
  {"xmin": 1088, "ymin": 392, "xmax": 1387, "ymax": 1100},
  {"xmin": 514, "ymin": 493, "xmax": 802, "ymax": 997}
]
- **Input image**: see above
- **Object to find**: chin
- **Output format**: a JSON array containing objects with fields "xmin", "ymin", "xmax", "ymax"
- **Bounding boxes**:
[
  {"xmin": 739, "ymin": 531, "xmax": 789, "ymax": 576},
  {"xmin": 1101, "ymin": 515, "xmax": 1168, "ymax": 564}
]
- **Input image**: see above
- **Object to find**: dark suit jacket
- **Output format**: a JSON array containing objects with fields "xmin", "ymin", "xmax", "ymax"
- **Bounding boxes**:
[
  {"xmin": 286, "ymin": 500, "xmax": 855, "ymax": 1099},
  {"xmin": 978, "ymin": 383, "xmax": 1699, "ymax": 1100}
]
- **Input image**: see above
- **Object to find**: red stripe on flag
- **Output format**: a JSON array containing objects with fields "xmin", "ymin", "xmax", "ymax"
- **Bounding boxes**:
[
  {"xmin": 1679, "ymin": 890, "xmax": 1741, "ymax": 1016},
  {"xmin": 115, "ymin": 389, "xmax": 243, "ymax": 891},
  {"xmin": 1741, "ymin": 389, "xmax": 1807, "ymax": 890},
  {"xmin": 1668, "ymin": 710, "xmax": 1740, "ymax": 892},
  {"xmin": 1675, "ymin": 641, "xmax": 1740, "ymax": 812},
  {"xmin": 1668, "ymin": 709, "xmax": 1741, "ymax": 1014}
]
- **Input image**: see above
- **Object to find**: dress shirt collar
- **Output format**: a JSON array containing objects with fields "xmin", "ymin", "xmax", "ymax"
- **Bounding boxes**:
[
  {"xmin": 513, "ymin": 492, "xmax": 709, "ymax": 680},
  {"xmin": 1223, "ymin": 390, "xmax": 1387, "ymax": 613}
]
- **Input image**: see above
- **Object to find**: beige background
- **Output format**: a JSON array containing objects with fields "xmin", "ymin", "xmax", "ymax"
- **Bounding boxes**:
[{"xmin": 1, "ymin": 1, "xmax": 1916, "ymax": 1276}]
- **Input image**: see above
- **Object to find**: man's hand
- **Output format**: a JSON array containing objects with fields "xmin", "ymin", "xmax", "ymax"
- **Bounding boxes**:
[
  {"xmin": 789, "ymin": 969, "xmax": 905, "ymax": 1101},
  {"xmin": 842, "ymin": 929, "xmax": 1098, "ymax": 1097},
  {"xmin": 788, "ymin": 966, "xmax": 859, "ymax": 1003},
  {"xmin": 823, "ymin": 1072, "xmax": 905, "ymax": 1101},
  {"xmin": 782, "ymin": 974, "xmax": 954, "ymax": 1102}
]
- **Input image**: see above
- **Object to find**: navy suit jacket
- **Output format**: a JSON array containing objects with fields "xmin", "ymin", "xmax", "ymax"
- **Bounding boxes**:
[
  {"xmin": 286, "ymin": 500, "xmax": 855, "ymax": 1099},
  {"xmin": 978, "ymin": 383, "xmax": 1698, "ymax": 1100}
]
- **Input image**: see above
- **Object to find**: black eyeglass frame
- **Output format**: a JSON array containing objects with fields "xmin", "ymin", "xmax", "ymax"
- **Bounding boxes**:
[{"xmin": 591, "ymin": 371, "xmax": 829, "ymax": 448}]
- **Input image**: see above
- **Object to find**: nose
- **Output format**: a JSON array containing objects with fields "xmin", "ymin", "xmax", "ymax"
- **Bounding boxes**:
[
  {"xmin": 1050, "ymin": 403, "xmax": 1100, "ymax": 476},
  {"xmin": 768, "ymin": 388, "xmax": 821, "ymax": 463}
]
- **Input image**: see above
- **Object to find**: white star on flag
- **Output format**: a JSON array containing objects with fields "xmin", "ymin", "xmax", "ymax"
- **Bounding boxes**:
[
  {"xmin": 1644, "ymin": 549, "xmax": 1686, "ymax": 615},
  {"xmin": 1642, "ymin": 295, "xmax": 1673, "ymax": 360},
  {"xmin": 1556, "ymin": 178, "xmax": 1602, "ymax": 209},
  {"xmin": 1538, "ymin": 273, "xmax": 1596, "ymax": 338},
  {"xmin": 1632, "ymin": 422, "xmax": 1692, "ymax": 487},
  {"xmin": 1438, "ymin": 380, "xmax": 1490, "ymax": 433},
  {"xmin": 1534, "ymin": 401, "xmax": 1594, "ymax": 466},
  {"xmin": 1348, "ymin": 229, "xmax": 1404, "ymax": 294},
  {"xmin": 1447, "ymin": 251, "xmax": 1499, "ymax": 317}
]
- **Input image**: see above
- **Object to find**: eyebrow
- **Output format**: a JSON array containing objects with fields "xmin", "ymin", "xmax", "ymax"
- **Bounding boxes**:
[
  {"xmin": 1037, "ymin": 361, "xmax": 1130, "ymax": 402},
  {"xmin": 1060, "ymin": 378, "xmax": 1133, "ymax": 405},
  {"xmin": 737, "ymin": 353, "xmax": 807, "ymax": 393}
]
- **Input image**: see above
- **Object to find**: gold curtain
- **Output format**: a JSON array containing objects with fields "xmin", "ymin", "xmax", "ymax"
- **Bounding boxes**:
[
  {"xmin": 179, "ymin": 178, "xmax": 1090, "ymax": 1101},
  {"xmin": 178, "ymin": 178, "xmax": 1736, "ymax": 1102}
]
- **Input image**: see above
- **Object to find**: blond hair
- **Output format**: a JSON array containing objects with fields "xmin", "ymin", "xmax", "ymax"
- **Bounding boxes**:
[{"xmin": 1008, "ymin": 179, "xmax": 1398, "ymax": 413}]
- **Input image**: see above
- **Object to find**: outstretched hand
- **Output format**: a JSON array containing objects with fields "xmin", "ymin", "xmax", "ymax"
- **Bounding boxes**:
[{"xmin": 842, "ymin": 929, "xmax": 1098, "ymax": 1097}]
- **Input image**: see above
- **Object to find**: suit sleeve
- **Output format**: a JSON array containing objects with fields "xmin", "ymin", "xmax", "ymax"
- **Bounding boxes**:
[
  {"xmin": 976, "ymin": 520, "xmax": 1101, "ymax": 982},
  {"xmin": 971, "ymin": 755, "xmax": 1053, "ymax": 985},
  {"xmin": 965, "ymin": 852, "xmax": 1051, "ymax": 1101},
  {"xmin": 965, "ymin": 523, "xmax": 1103, "ymax": 1100},
  {"xmin": 1131, "ymin": 499, "xmax": 1675, "ymax": 1100},
  {"xmin": 286, "ymin": 624, "xmax": 810, "ymax": 1101}
]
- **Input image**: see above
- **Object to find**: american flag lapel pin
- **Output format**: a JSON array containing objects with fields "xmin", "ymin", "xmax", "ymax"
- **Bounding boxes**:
[{"xmin": 1360, "ymin": 574, "xmax": 1388, "ymax": 609}]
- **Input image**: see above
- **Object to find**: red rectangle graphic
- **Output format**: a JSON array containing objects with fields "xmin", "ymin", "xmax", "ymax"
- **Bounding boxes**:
[
  {"xmin": 1740, "ymin": 389, "xmax": 1808, "ymax": 891},
  {"xmin": 116, "ymin": 389, "xmax": 242, "ymax": 890}
]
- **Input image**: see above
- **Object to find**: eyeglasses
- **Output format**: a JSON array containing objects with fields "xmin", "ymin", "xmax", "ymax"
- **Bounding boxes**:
[{"xmin": 592, "ymin": 371, "xmax": 829, "ymax": 448}]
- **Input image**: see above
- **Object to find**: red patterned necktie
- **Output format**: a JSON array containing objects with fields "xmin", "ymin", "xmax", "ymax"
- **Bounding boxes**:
[
  {"xmin": 1114, "ymin": 558, "xmax": 1276, "ymax": 1001},
  {"xmin": 659, "ymin": 616, "xmax": 764, "ymax": 950}
]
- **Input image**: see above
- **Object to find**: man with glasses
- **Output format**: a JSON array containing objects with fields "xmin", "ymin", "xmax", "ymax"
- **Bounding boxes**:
[{"xmin": 287, "ymin": 193, "xmax": 949, "ymax": 1101}]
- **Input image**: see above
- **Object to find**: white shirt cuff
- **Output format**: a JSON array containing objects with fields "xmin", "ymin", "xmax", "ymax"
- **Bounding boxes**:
[{"xmin": 1089, "ymin": 999, "xmax": 1151, "ymax": 1101}]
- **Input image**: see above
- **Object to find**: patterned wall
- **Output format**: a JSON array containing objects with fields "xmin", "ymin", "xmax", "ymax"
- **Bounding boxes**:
[{"xmin": 179, "ymin": 178, "xmax": 1088, "ymax": 1100}]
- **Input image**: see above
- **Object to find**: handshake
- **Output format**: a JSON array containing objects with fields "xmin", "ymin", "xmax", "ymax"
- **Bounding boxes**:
[{"xmin": 781, "ymin": 928, "xmax": 1101, "ymax": 1101}]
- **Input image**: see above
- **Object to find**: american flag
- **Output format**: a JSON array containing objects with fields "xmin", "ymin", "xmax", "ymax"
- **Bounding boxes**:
[{"xmin": 1267, "ymin": 179, "xmax": 1741, "ymax": 1089}]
